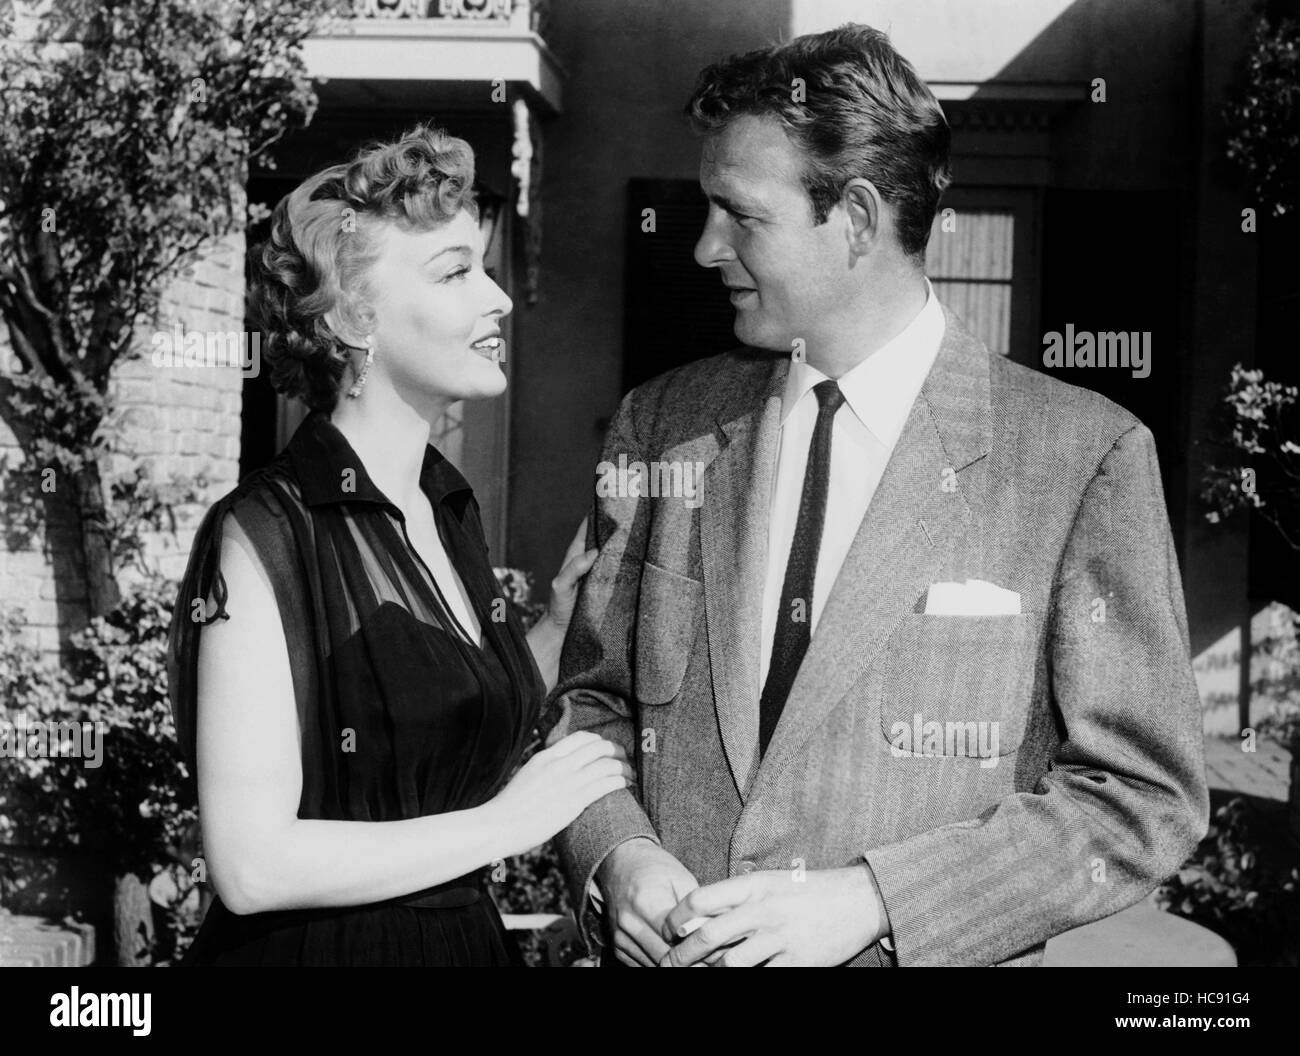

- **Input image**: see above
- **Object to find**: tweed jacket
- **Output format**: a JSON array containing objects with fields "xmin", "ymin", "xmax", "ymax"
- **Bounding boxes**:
[{"xmin": 544, "ymin": 306, "xmax": 1209, "ymax": 967}]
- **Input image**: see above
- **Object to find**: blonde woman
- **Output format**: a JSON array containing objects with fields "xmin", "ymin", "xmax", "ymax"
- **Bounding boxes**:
[{"xmin": 167, "ymin": 124, "xmax": 628, "ymax": 966}]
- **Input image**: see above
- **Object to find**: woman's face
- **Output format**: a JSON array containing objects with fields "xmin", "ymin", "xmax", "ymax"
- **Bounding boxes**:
[{"xmin": 361, "ymin": 208, "xmax": 513, "ymax": 408}]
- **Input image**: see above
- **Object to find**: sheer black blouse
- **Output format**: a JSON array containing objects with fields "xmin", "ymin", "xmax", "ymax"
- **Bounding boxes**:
[{"xmin": 166, "ymin": 411, "xmax": 542, "ymax": 965}]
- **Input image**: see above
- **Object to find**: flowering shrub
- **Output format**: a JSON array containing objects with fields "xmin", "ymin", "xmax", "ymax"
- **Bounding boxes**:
[
  {"xmin": 0, "ymin": 610, "xmax": 72, "ymax": 857},
  {"xmin": 492, "ymin": 566, "xmax": 548, "ymax": 629},
  {"xmin": 1158, "ymin": 797, "xmax": 1300, "ymax": 966},
  {"xmin": 0, "ymin": 576, "xmax": 197, "ymax": 894},
  {"xmin": 1201, "ymin": 364, "xmax": 1300, "ymax": 547},
  {"xmin": 0, "ymin": 575, "xmax": 200, "ymax": 963},
  {"xmin": 1223, "ymin": 15, "xmax": 1300, "ymax": 219}
]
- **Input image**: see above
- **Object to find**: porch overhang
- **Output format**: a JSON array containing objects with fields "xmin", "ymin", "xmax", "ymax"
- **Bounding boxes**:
[{"xmin": 303, "ymin": 16, "xmax": 564, "ymax": 115}]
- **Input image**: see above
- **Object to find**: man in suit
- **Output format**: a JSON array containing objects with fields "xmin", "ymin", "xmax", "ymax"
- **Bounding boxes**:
[{"xmin": 543, "ymin": 23, "xmax": 1208, "ymax": 966}]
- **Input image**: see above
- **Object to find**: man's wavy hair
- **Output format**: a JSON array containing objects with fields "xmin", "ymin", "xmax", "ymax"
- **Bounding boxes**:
[
  {"xmin": 684, "ymin": 23, "xmax": 951, "ymax": 262},
  {"xmin": 250, "ymin": 123, "xmax": 478, "ymax": 412}
]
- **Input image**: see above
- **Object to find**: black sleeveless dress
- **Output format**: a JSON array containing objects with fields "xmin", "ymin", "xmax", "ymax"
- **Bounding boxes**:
[{"xmin": 166, "ymin": 411, "xmax": 543, "ymax": 966}]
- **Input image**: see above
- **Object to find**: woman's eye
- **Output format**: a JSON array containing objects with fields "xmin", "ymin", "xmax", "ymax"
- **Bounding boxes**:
[{"xmin": 443, "ymin": 266, "xmax": 470, "ymax": 283}]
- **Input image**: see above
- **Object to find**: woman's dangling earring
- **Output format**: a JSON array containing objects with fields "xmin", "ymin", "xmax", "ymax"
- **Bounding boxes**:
[{"xmin": 347, "ymin": 335, "xmax": 374, "ymax": 399}]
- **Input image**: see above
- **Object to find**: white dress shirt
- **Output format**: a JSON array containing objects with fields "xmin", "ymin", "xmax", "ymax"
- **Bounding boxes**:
[{"xmin": 759, "ymin": 280, "xmax": 946, "ymax": 692}]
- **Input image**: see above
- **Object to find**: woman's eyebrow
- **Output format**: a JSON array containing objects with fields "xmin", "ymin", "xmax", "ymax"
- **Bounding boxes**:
[{"xmin": 423, "ymin": 245, "xmax": 473, "ymax": 264}]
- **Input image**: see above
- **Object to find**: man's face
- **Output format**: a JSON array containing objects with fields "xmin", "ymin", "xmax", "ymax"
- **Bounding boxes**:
[{"xmin": 695, "ymin": 113, "xmax": 849, "ymax": 354}]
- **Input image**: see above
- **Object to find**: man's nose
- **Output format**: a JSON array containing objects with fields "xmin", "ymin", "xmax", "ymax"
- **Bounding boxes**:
[{"xmin": 694, "ymin": 210, "xmax": 733, "ymax": 269}]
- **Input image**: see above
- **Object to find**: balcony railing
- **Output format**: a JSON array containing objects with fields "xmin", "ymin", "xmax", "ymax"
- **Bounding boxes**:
[
  {"xmin": 303, "ymin": 0, "xmax": 563, "ymax": 112},
  {"xmin": 351, "ymin": 0, "xmax": 550, "ymax": 38}
]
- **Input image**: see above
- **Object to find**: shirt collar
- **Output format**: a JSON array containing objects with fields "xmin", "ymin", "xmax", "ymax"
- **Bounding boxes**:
[
  {"xmin": 780, "ymin": 277, "xmax": 946, "ymax": 450},
  {"xmin": 286, "ymin": 410, "xmax": 473, "ymax": 512}
]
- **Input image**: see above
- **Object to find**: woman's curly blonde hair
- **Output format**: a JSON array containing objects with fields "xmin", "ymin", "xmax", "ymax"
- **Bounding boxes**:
[{"xmin": 250, "ymin": 123, "xmax": 479, "ymax": 411}]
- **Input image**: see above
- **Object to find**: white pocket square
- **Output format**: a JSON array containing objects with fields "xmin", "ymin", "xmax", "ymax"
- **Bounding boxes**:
[{"xmin": 924, "ymin": 578, "xmax": 1021, "ymax": 616}]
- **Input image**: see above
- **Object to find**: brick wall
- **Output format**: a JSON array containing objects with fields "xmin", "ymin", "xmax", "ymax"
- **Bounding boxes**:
[{"xmin": 0, "ymin": 231, "xmax": 247, "ymax": 655}]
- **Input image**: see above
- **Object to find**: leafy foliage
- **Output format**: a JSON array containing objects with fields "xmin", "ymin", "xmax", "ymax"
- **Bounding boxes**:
[
  {"xmin": 0, "ymin": 575, "xmax": 196, "ymax": 880},
  {"xmin": 492, "ymin": 566, "xmax": 548, "ymax": 629},
  {"xmin": 1201, "ymin": 364, "xmax": 1300, "ymax": 551},
  {"xmin": 0, "ymin": 0, "xmax": 346, "ymax": 379},
  {"xmin": 488, "ymin": 840, "xmax": 584, "ymax": 968},
  {"xmin": 1223, "ymin": 15, "xmax": 1300, "ymax": 219},
  {"xmin": 0, "ymin": 0, "xmax": 348, "ymax": 616},
  {"xmin": 1158, "ymin": 797, "xmax": 1300, "ymax": 966}
]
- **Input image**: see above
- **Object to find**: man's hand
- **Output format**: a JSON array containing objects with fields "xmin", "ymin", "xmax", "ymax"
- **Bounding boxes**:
[
  {"xmin": 596, "ymin": 837, "xmax": 699, "ymax": 966},
  {"xmin": 658, "ymin": 865, "xmax": 888, "ymax": 966}
]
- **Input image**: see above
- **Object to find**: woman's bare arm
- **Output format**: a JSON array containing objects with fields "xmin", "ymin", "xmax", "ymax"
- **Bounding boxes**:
[{"xmin": 195, "ymin": 514, "xmax": 627, "ymax": 916}]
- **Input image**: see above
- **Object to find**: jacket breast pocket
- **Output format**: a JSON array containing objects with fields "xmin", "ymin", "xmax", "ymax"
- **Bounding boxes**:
[
  {"xmin": 876, "ymin": 612, "xmax": 1041, "ymax": 758},
  {"xmin": 634, "ymin": 561, "xmax": 703, "ymax": 705}
]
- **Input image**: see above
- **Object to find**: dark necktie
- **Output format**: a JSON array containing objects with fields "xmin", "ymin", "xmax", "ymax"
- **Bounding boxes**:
[{"xmin": 758, "ymin": 379, "xmax": 845, "ymax": 756}]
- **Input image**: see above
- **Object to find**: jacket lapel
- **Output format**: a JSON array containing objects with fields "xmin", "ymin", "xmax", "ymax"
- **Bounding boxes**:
[
  {"xmin": 700, "ymin": 353, "xmax": 788, "ymax": 801},
  {"xmin": 745, "ymin": 308, "xmax": 994, "ymax": 800}
]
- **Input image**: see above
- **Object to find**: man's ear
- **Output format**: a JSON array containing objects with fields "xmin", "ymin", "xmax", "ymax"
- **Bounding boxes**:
[{"xmin": 842, "ymin": 178, "xmax": 885, "ymax": 259}]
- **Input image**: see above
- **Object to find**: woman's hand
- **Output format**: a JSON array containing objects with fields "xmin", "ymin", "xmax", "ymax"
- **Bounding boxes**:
[
  {"xmin": 545, "ymin": 516, "xmax": 598, "ymax": 633},
  {"xmin": 487, "ymin": 732, "xmax": 632, "ymax": 857},
  {"xmin": 526, "ymin": 517, "xmax": 598, "ymax": 694}
]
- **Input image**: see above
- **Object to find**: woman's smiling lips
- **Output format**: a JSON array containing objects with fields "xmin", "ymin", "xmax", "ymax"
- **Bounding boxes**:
[{"xmin": 469, "ymin": 332, "xmax": 504, "ymax": 360}]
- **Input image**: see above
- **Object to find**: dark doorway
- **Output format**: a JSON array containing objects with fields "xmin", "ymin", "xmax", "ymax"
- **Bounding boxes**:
[
  {"xmin": 240, "ymin": 175, "xmax": 300, "ymax": 479},
  {"xmin": 1039, "ymin": 188, "xmax": 1186, "ymax": 556},
  {"xmin": 623, "ymin": 179, "xmax": 736, "ymax": 393}
]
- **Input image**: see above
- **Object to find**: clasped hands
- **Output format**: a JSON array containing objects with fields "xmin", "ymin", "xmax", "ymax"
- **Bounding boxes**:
[{"xmin": 596, "ymin": 837, "xmax": 889, "ymax": 967}]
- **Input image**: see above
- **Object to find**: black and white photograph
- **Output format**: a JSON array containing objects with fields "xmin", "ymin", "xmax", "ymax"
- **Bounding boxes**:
[{"xmin": 0, "ymin": 0, "xmax": 1296, "ymax": 1020}]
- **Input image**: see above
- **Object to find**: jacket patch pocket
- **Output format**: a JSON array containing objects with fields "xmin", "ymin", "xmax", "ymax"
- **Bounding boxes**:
[
  {"xmin": 876, "ymin": 612, "xmax": 1040, "ymax": 760},
  {"xmin": 634, "ymin": 561, "xmax": 703, "ymax": 705}
]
